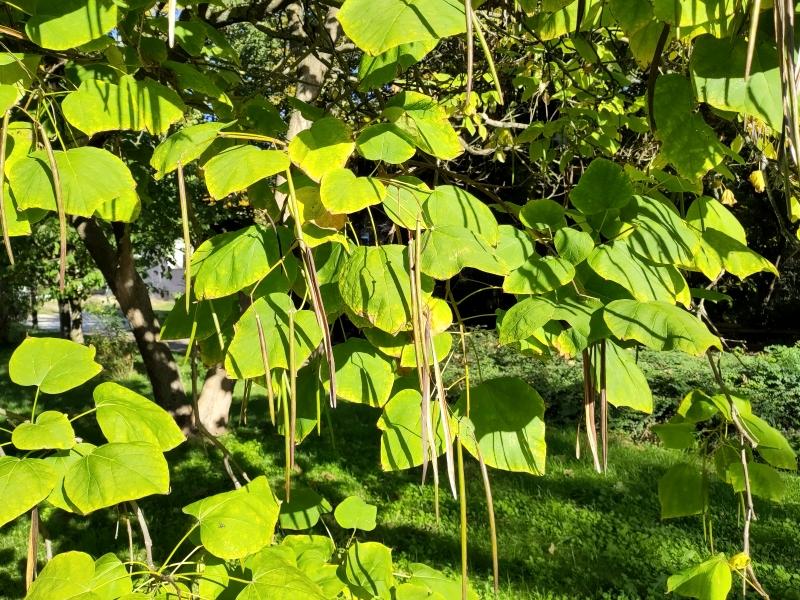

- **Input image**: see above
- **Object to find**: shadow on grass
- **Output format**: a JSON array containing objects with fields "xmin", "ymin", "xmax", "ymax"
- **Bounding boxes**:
[{"xmin": 2, "ymin": 340, "xmax": 800, "ymax": 599}]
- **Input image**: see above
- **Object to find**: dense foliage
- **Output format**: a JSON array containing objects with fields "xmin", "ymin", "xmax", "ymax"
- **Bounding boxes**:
[{"xmin": 1, "ymin": 0, "xmax": 799, "ymax": 598}]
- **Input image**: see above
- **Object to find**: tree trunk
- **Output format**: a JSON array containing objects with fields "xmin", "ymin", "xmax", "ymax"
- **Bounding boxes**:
[
  {"xmin": 57, "ymin": 298, "xmax": 70, "ymax": 339},
  {"xmin": 74, "ymin": 217, "xmax": 188, "ymax": 412},
  {"xmin": 69, "ymin": 297, "xmax": 83, "ymax": 344},
  {"xmin": 197, "ymin": 365, "xmax": 235, "ymax": 436},
  {"xmin": 29, "ymin": 288, "xmax": 37, "ymax": 329}
]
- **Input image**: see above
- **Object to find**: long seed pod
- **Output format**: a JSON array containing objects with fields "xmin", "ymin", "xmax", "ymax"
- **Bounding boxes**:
[
  {"xmin": 0, "ymin": 112, "xmax": 14, "ymax": 264},
  {"xmin": 167, "ymin": 0, "xmax": 177, "ymax": 47},
  {"xmin": 600, "ymin": 340, "xmax": 608, "ymax": 472},
  {"xmin": 477, "ymin": 450, "xmax": 499, "ymax": 596},
  {"xmin": 426, "ymin": 309, "xmax": 457, "ymax": 499},
  {"xmin": 25, "ymin": 507, "xmax": 38, "ymax": 590},
  {"xmin": 471, "ymin": 10, "xmax": 504, "ymax": 105},
  {"xmin": 457, "ymin": 436, "xmax": 469, "ymax": 600},
  {"xmin": 582, "ymin": 348, "xmax": 601, "ymax": 472},
  {"xmin": 744, "ymin": 0, "xmax": 762, "ymax": 80},
  {"xmin": 288, "ymin": 308, "xmax": 297, "ymax": 471},
  {"xmin": 255, "ymin": 313, "xmax": 276, "ymax": 426},
  {"xmin": 36, "ymin": 122, "xmax": 66, "ymax": 292},
  {"xmin": 464, "ymin": 0, "xmax": 474, "ymax": 105},
  {"xmin": 281, "ymin": 370, "xmax": 291, "ymax": 501},
  {"xmin": 177, "ymin": 162, "xmax": 191, "ymax": 312},
  {"xmin": 285, "ymin": 169, "xmax": 336, "ymax": 407}
]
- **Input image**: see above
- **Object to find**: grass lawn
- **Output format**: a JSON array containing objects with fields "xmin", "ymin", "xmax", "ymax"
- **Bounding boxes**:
[{"xmin": 1, "ymin": 335, "xmax": 800, "ymax": 599}]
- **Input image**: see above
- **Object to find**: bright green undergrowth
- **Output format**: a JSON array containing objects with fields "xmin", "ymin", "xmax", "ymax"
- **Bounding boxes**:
[{"xmin": 1, "ymin": 338, "xmax": 799, "ymax": 599}]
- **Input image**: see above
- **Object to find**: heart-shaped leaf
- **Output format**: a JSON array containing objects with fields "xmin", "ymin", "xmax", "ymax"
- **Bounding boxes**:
[
  {"xmin": 94, "ymin": 382, "xmax": 185, "ymax": 451},
  {"xmin": 9, "ymin": 337, "xmax": 101, "ymax": 394},
  {"xmin": 319, "ymin": 168, "xmax": 386, "ymax": 214},
  {"xmin": 0, "ymin": 457, "xmax": 57, "ymax": 528},
  {"xmin": 12, "ymin": 411, "xmax": 75, "ymax": 450},
  {"xmin": 183, "ymin": 476, "xmax": 280, "ymax": 560},
  {"xmin": 63, "ymin": 442, "xmax": 170, "ymax": 513}
]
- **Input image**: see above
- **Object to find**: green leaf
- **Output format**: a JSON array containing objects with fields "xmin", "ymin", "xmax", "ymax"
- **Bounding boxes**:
[
  {"xmin": 495, "ymin": 225, "xmax": 536, "ymax": 271},
  {"xmin": 150, "ymin": 122, "xmax": 227, "ymax": 179},
  {"xmin": 378, "ymin": 389, "xmax": 452, "ymax": 471},
  {"xmin": 407, "ymin": 563, "xmax": 479, "ymax": 600},
  {"xmin": 225, "ymin": 293, "xmax": 323, "ymax": 379},
  {"xmin": 520, "ymin": 199, "xmax": 566, "ymax": 233},
  {"xmin": 653, "ymin": 75, "xmax": 728, "ymax": 180},
  {"xmin": 382, "ymin": 176, "xmax": 431, "ymax": 229},
  {"xmin": 239, "ymin": 547, "xmax": 326, "ymax": 600},
  {"xmin": 0, "ymin": 457, "xmax": 57, "ymax": 528},
  {"xmin": 95, "ymin": 189, "xmax": 141, "ymax": 223},
  {"xmin": 276, "ymin": 366, "xmax": 323, "ymax": 444},
  {"xmin": 279, "ymin": 487, "xmax": 332, "ymax": 530},
  {"xmin": 600, "ymin": 341, "xmax": 653, "ymax": 413},
  {"xmin": 627, "ymin": 195, "xmax": 700, "ymax": 268},
  {"xmin": 338, "ymin": 244, "xmax": 433, "ymax": 334},
  {"xmin": 603, "ymin": 300, "xmax": 721, "ymax": 356},
  {"xmin": 686, "ymin": 197, "xmax": 777, "ymax": 279},
  {"xmin": 455, "ymin": 376, "xmax": 547, "ymax": 474},
  {"xmin": 24, "ymin": 551, "xmax": 96, "ymax": 600},
  {"xmin": 554, "ymin": 227, "xmax": 594, "ymax": 265},
  {"xmin": 740, "ymin": 414, "xmax": 797, "ymax": 470},
  {"xmin": 288, "ymin": 117, "xmax": 354, "ymax": 181},
  {"xmin": 203, "ymin": 145, "xmax": 289, "ymax": 199},
  {"xmin": 502, "ymin": 255, "xmax": 575, "ymax": 295},
  {"xmin": 159, "ymin": 294, "xmax": 240, "ymax": 342},
  {"xmin": 608, "ymin": 0, "xmax": 667, "ymax": 67},
  {"xmin": 91, "ymin": 553, "xmax": 133, "ymax": 599},
  {"xmin": 63, "ymin": 442, "xmax": 170, "ymax": 513},
  {"xmin": 658, "ymin": 462, "xmax": 707, "ymax": 519},
  {"xmin": 423, "ymin": 185, "xmax": 498, "ymax": 244},
  {"xmin": 338, "ymin": 0, "xmax": 467, "ymax": 56},
  {"xmin": 12, "ymin": 411, "xmax": 75, "ymax": 450},
  {"xmin": 9, "ymin": 147, "xmax": 137, "ymax": 217},
  {"xmin": 62, "ymin": 76, "xmax": 185, "ymax": 136},
  {"xmin": 690, "ymin": 35, "xmax": 782, "ymax": 131},
  {"xmin": 383, "ymin": 91, "xmax": 462, "ymax": 160},
  {"xmin": 183, "ymin": 476, "xmax": 280, "ymax": 560},
  {"xmin": 42, "ymin": 443, "xmax": 95, "ymax": 513},
  {"xmin": 653, "ymin": 0, "xmax": 735, "ymax": 37},
  {"xmin": 498, "ymin": 297, "xmax": 557, "ymax": 345},
  {"xmin": 325, "ymin": 338, "xmax": 395, "ymax": 407},
  {"xmin": 358, "ymin": 40, "xmax": 436, "ymax": 90},
  {"xmin": 686, "ymin": 196, "xmax": 746, "ymax": 244},
  {"xmin": 334, "ymin": 496, "xmax": 377, "ymax": 531},
  {"xmin": 700, "ymin": 229, "xmax": 778, "ymax": 279},
  {"xmin": 569, "ymin": 159, "xmax": 633, "ymax": 214},
  {"xmin": 587, "ymin": 242, "xmax": 690, "ymax": 306},
  {"xmin": 678, "ymin": 389, "xmax": 727, "ymax": 423},
  {"xmin": 25, "ymin": 1, "xmax": 121, "ymax": 50},
  {"xmin": 652, "ymin": 422, "xmax": 695, "ymax": 449},
  {"xmin": 725, "ymin": 462, "xmax": 786, "ymax": 502},
  {"xmin": 666, "ymin": 554, "xmax": 732, "ymax": 600},
  {"xmin": 9, "ymin": 337, "xmax": 102, "ymax": 394},
  {"xmin": 341, "ymin": 541, "xmax": 395, "ymax": 599},
  {"xmin": 356, "ymin": 123, "xmax": 416, "ymax": 163},
  {"xmin": 192, "ymin": 225, "xmax": 292, "ymax": 300},
  {"xmin": 319, "ymin": 168, "xmax": 386, "ymax": 214},
  {"xmin": 420, "ymin": 226, "xmax": 507, "ymax": 280},
  {"xmin": 94, "ymin": 382, "xmax": 185, "ymax": 451}
]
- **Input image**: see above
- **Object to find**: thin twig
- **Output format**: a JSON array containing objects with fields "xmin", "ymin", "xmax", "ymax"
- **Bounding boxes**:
[
  {"xmin": 130, "ymin": 501, "xmax": 155, "ymax": 570},
  {"xmin": 36, "ymin": 122, "xmax": 66, "ymax": 292},
  {"xmin": 0, "ymin": 112, "xmax": 14, "ymax": 264}
]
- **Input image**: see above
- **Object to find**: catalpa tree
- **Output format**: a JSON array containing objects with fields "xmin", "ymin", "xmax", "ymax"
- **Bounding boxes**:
[{"xmin": 0, "ymin": 0, "xmax": 798, "ymax": 598}]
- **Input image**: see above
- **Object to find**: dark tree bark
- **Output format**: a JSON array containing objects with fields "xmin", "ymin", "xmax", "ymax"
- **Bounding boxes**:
[
  {"xmin": 57, "ymin": 298, "xmax": 70, "ymax": 339},
  {"xmin": 69, "ymin": 297, "xmax": 83, "ymax": 344},
  {"xmin": 74, "ymin": 217, "xmax": 187, "ymax": 411}
]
